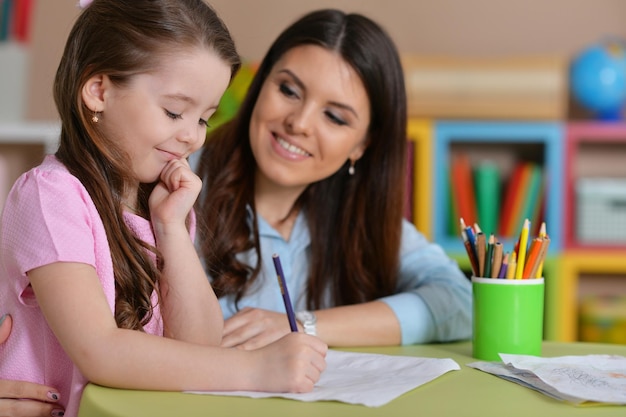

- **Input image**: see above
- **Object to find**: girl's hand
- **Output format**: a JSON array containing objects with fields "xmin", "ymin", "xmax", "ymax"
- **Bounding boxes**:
[
  {"xmin": 222, "ymin": 308, "xmax": 298, "ymax": 350},
  {"xmin": 0, "ymin": 314, "xmax": 65, "ymax": 417},
  {"xmin": 149, "ymin": 158, "xmax": 202, "ymax": 228},
  {"xmin": 251, "ymin": 332, "xmax": 327, "ymax": 393}
]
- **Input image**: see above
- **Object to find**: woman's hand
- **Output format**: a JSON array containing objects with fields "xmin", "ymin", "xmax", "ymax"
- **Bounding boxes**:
[
  {"xmin": 0, "ymin": 314, "xmax": 65, "ymax": 417},
  {"xmin": 222, "ymin": 308, "xmax": 299, "ymax": 350}
]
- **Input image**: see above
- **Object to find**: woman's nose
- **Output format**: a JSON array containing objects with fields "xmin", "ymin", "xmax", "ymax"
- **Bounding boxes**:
[{"xmin": 285, "ymin": 106, "xmax": 314, "ymax": 136}]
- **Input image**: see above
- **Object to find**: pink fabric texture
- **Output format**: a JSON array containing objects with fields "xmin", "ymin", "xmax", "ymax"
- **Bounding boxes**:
[{"xmin": 0, "ymin": 155, "xmax": 164, "ymax": 417}]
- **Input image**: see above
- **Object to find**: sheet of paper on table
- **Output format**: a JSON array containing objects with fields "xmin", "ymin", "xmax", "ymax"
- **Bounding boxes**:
[
  {"xmin": 468, "ymin": 353, "xmax": 626, "ymax": 405},
  {"xmin": 187, "ymin": 349, "xmax": 460, "ymax": 407}
]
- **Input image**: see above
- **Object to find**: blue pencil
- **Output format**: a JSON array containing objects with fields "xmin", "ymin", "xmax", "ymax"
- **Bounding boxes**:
[
  {"xmin": 272, "ymin": 253, "xmax": 298, "ymax": 332},
  {"xmin": 460, "ymin": 218, "xmax": 478, "ymax": 262}
]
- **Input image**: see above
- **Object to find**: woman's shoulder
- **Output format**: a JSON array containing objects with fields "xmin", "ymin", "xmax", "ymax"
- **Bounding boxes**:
[{"xmin": 400, "ymin": 219, "xmax": 427, "ymax": 241}]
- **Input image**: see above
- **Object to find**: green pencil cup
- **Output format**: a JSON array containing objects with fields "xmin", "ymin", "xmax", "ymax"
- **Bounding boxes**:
[{"xmin": 472, "ymin": 277, "xmax": 545, "ymax": 361}]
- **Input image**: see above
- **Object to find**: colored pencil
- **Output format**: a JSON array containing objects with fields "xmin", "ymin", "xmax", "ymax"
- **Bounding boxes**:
[
  {"xmin": 490, "ymin": 241, "xmax": 503, "ymax": 278},
  {"xmin": 536, "ymin": 222, "xmax": 547, "ymax": 278},
  {"xmin": 514, "ymin": 219, "xmax": 530, "ymax": 279},
  {"xmin": 272, "ymin": 254, "xmax": 298, "ymax": 332},
  {"xmin": 460, "ymin": 222, "xmax": 479, "ymax": 277},
  {"xmin": 522, "ymin": 237, "xmax": 542, "ymax": 279}
]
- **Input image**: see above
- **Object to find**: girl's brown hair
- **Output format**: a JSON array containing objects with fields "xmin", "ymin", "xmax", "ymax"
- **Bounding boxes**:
[
  {"xmin": 54, "ymin": 0, "xmax": 240, "ymax": 330},
  {"xmin": 197, "ymin": 9, "xmax": 407, "ymax": 310}
]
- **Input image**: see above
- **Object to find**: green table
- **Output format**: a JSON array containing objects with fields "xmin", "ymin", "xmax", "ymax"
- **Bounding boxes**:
[{"xmin": 78, "ymin": 341, "xmax": 626, "ymax": 417}]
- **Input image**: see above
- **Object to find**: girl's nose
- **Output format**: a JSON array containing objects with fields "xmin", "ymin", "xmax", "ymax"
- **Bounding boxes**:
[{"xmin": 178, "ymin": 124, "xmax": 206, "ymax": 152}]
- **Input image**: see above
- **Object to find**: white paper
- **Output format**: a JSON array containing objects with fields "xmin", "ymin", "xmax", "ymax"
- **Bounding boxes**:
[
  {"xmin": 467, "ymin": 361, "xmax": 587, "ymax": 404},
  {"xmin": 468, "ymin": 353, "xmax": 626, "ymax": 405},
  {"xmin": 187, "ymin": 349, "xmax": 460, "ymax": 407}
]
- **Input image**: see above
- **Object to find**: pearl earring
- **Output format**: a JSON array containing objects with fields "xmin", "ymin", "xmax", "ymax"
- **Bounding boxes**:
[{"xmin": 348, "ymin": 160, "xmax": 355, "ymax": 175}]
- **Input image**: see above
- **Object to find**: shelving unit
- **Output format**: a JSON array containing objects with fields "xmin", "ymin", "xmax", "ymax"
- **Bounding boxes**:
[
  {"xmin": 406, "ymin": 117, "xmax": 626, "ymax": 343},
  {"xmin": 553, "ymin": 251, "xmax": 626, "ymax": 341},
  {"xmin": 431, "ymin": 120, "xmax": 563, "ymax": 254},
  {"xmin": 0, "ymin": 122, "xmax": 60, "ymax": 153},
  {"xmin": 407, "ymin": 119, "xmax": 433, "ymax": 240},
  {"xmin": 564, "ymin": 121, "xmax": 626, "ymax": 250}
]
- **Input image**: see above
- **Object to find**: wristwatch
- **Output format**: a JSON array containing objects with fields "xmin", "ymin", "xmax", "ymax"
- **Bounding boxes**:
[{"xmin": 296, "ymin": 310, "xmax": 317, "ymax": 336}]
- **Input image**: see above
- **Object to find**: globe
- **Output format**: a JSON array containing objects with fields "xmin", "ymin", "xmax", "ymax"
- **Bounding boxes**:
[{"xmin": 570, "ymin": 41, "xmax": 626, "ymax": 120}]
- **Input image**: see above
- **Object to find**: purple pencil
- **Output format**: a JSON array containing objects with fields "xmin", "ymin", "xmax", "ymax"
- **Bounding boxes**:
[
  {"xmin": 272, "ymin": 253, "xmax": 298, "ymax": 332},
  {"xmin": 497, "ymin": 252, "xmax": 509, "ymax": 279}
]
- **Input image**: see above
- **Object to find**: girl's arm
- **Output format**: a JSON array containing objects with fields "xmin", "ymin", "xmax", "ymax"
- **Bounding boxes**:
[
  {"xmin": 28, "ymin": 262, "xmax": 327, "ymax": 393},
  {"xmin": 148, "ymin": 159, "xmax": 222, "ymax": 345}
]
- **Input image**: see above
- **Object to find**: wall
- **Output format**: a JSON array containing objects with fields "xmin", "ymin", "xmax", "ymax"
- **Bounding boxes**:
[{"xmin": 25, "ymin": 0, "xmax": 626, "ymax": 120}]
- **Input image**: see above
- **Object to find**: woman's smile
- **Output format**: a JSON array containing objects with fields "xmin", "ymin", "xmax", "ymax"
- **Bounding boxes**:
[{"xmin": 273, "ymin": 134, "xmax": 311, "ymax": 159}]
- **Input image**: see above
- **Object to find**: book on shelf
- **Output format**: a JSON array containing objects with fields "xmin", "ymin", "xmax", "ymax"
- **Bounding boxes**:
[
  {"xmin": 0, "ymin": 0, "xmax": 34, "ymax": 43},
  {"xmin": 502, "ymin": 162, "xmax": 544, "ymax": 238},
  {"xmin": 13, "ymin": 0, "xmax": 33, "ymax": 42},
  {"xmin": 447, "ymin": 157, "xmax": 545, "ymax": 239},
  {"xmin": 498, "ymin": 162, "xmax": 530, "ymax": 237},
  {"xmin": 450, "ymin": 153, "xmax": 477, "ymax": 230},
  {"xmin": 516, "ymin": 163, "xmax": 543, "ymax": 235},
  {"xmin": 474, "ymin": 161, "xmax": 500, "ymax": 236},
  {"xmin": 446, "ymin": 172, "xmax": 458, "ymax": 236}
]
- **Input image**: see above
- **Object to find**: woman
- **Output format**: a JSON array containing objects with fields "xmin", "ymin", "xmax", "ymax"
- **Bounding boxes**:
[{"xmin": 196, "ymin": 9, "xmax": 472, "ymax": 350}]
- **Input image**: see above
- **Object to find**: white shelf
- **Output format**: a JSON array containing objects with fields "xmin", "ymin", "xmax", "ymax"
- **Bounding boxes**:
[{"xmin": 0, "ymin": 122, "xmax": 60, "ymax": 154}]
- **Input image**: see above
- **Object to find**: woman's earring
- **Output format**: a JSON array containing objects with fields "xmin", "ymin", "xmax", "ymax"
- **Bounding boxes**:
[
  {"xmin": 91, "ymin": 111, "xmax": 100, "ymax": 123},
  {"xmin": 348, "ymin": 160, "xmax": 355, "ymax": 175}
]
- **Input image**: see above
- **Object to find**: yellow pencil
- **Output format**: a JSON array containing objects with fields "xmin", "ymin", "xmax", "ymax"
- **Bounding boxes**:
[
  {"xmin": 514, "ymin": 219, "xmax": 530, "ymax": 279},
  {"xmin": 506, "ymin": 251, "xmax": 517, "ymax": 279}
]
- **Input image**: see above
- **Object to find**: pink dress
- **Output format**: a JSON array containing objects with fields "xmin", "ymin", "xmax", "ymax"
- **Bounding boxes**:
[{"xmin": 0, "ymin": 155, "xmax": 165, "ymax": 417}]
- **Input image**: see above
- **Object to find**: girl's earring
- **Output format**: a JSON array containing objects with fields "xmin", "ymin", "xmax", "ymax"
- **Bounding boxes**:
[
  {"xmin": 91, "ymin": 111, "xmax": 100, "ymax": 123},
  {"xmin": 348, "ymin": 160, "xmax": 355, "ymax": 176}
]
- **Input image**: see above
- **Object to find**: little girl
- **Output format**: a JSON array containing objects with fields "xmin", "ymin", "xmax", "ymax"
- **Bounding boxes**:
[{"xmin": 0, "ymin": 1, "xmax": 326, "ymax": 416}]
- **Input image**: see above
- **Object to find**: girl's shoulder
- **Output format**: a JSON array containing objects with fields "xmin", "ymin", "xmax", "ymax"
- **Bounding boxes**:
[
  {"xmin": 14, "ymin": 155, "xmax": 84, "ymax": 192},
  {"xmin": 6, "ymin": 155, "xmax": 93, "ymax": 215}
]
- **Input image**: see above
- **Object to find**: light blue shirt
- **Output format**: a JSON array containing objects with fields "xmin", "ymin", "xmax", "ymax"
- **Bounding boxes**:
[{"xmin": 217, "ymin": 210, "xmax": 472, "ymax": 345}]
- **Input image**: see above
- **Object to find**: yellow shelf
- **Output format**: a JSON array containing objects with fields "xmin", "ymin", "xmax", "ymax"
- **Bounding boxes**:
[
  {"xmin": 407, "ymin": 119, "xmax": 433, "ymax": 240},
  {"xmin": 550, "ymin": 251, "xmax": 626, "ymax": 342}
]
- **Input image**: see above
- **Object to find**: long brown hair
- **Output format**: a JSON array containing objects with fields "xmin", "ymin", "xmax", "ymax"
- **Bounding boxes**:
[
  {"xmin": 197, "ymin": 9, "xmax": 407, "ymax": 310},
  {"xmin": 53, "ymin": 0, "xmax": 240, "ymax": 330}
]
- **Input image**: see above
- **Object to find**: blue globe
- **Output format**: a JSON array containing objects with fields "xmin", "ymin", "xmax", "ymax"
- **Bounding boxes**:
[{"xmin": 570, "ymin": 41, "xmax": 626, "ymax": 120}]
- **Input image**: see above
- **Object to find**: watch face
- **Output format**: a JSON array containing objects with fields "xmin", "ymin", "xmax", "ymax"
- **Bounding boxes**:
[{"xmin": 297, "ymin": 311, "xmax": 316, "ymax": 324}]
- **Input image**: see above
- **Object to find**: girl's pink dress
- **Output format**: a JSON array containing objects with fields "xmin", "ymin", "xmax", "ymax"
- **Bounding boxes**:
[{"xmin": 0, "ymin": 156, "xmax": 166, "ymax": 417}]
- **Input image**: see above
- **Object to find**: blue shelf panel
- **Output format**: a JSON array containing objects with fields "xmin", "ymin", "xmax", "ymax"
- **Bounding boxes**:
[{"xmin": 432, "ymin": 120, "xmax": 564, "ymax": 254}]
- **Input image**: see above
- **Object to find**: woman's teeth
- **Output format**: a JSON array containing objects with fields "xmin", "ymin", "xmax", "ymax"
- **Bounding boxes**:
[{"xmin": 277, "ymin": 137, "xmax": 309, "ymax": 156}]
